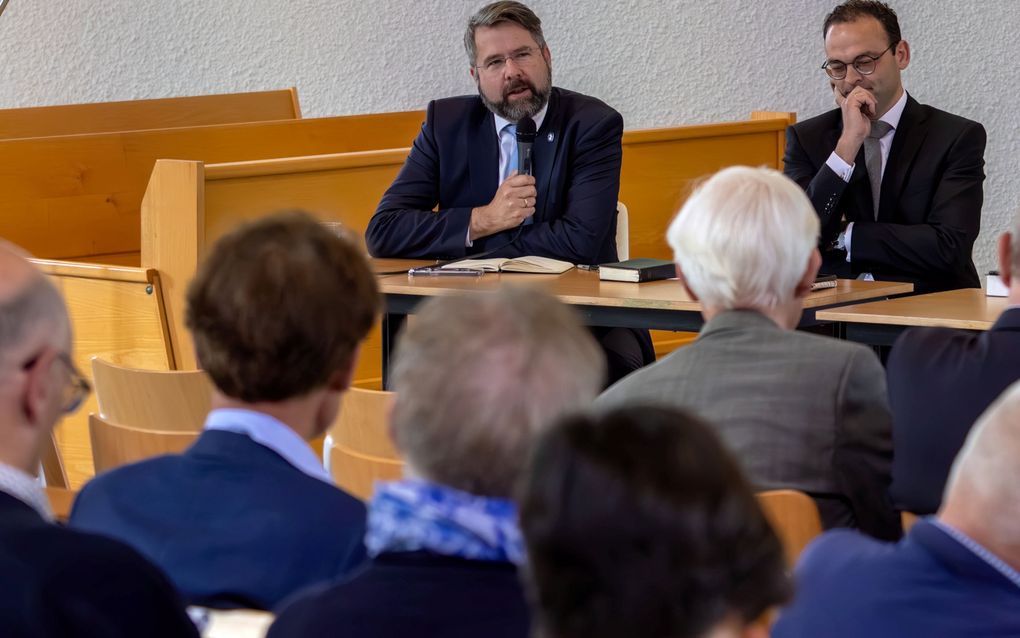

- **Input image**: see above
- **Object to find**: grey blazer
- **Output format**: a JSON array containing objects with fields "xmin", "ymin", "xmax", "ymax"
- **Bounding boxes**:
[{"xmin": 596, "ymin": 310, "xmax": 900, "ymax": 540}]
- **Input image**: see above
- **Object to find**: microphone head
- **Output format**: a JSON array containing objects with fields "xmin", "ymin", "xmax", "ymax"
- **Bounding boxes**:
[{"xmin": 516, "ymin": 116, "xmax": 537, "ymax": 143}]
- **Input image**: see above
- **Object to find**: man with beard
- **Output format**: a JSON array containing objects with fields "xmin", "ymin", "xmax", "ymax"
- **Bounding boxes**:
[{"xmin": 366, "ymin": 1, "xmax": 652, "ymax": 382}]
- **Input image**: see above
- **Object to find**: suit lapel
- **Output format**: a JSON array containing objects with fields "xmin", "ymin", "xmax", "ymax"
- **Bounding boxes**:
[
  {"xmin": 468, "ymin": 104, "xmax": 499, "ymax": 202},
  {"xmin": 880, "ymin": 95, "xmax": 927, "ymax": 223},
  {"xmin": 533, "ymin": 89, "xmax": 561, "ymax": 223}
]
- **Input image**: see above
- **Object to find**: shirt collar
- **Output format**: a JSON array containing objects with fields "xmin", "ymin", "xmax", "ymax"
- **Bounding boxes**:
[
  {"xmin": 493, "ymin": 100, "xmax": 549, "ymax": 137},
  {"xmin": 204, "ymin": 408, "xmax": 333, "ymax": 485},
  {"xmin": 930, "ymin": 518, "xmax": 1020, "ymax": 590},
  {"xmin": 0, "ymin": 461, "xmax": 52, "ymax": 522},
  {"xmin": 878, "ymin": 89, "xmax": 908, "ymax": 132}
]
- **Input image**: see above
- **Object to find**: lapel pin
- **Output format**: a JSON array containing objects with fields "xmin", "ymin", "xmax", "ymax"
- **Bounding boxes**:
[{"xmin": 547, "ymin": 132, "xmax": 554, "ymax": 142}]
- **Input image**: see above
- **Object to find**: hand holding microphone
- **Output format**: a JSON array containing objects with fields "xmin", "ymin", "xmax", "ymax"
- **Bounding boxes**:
[{"xmin": 468, "ymin": 116, "xmax": 539, "ymax": 240}]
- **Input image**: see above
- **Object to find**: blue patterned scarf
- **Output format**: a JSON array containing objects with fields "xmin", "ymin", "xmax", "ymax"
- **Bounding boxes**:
[{"xmin": 365, "ymin": 479, "xmax": 524, "ymax": 565}]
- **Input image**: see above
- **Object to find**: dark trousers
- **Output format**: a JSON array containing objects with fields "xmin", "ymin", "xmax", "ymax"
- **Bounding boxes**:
[{"xmin": 591, "ymin": 327, "xmax": 656, "ymax": 387}]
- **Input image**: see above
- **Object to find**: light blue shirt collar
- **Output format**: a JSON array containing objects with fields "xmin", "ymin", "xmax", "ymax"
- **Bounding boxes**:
[
  {"xmin": 930, "ymin": 518, "xmax": 1020, "ymax": 590},
  {"xmin": 204, "ymin": 408, "xmax": 333, "ymax": 485},
  {"xmin": 493, "ymin": 101, "xmax": 549, "ymax": 139}
]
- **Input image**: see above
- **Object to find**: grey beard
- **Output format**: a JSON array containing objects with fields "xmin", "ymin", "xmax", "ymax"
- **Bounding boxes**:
[{"xmin": 480, "ymin": 83, "xmax": 551, "ymax": 122}]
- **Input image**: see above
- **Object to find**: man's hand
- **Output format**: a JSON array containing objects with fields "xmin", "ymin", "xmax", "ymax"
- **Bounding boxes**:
[
  {"xmin": 833, "ymin": 84, "xmax": 878, "ymax": 165},
  {"xmin": 469, "ymin": 172, "xmax": 537, "ymax": 241}
]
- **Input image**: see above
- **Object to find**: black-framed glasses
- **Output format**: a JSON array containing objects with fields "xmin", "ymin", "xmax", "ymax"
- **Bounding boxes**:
[
  {"xmin": 475, "ymin": 47, "xmax": 540, "ymax": 76},
  {"xmin": 22, "ymin": 351, "xmax": 91, "ymax": 414},
  {"xmin": 821, "ymin": 42, "xmax": 897, "ymax": 80}
]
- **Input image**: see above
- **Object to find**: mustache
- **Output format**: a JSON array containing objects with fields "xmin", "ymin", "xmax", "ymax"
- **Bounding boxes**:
[{"xmin": 502, "ymin": 79, "xmax": 535, "ymax": 99}]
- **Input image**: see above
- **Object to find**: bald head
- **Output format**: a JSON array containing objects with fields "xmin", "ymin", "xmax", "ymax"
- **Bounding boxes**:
[
  {"xmin": 0, "ymin": 242, "xmax": 69, "ymax": 365},
  {"xmin": 940, "ymin": 380, "xmax": 1020, "ymax": 567}
]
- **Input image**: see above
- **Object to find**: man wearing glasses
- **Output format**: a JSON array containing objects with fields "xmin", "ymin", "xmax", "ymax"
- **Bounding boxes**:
[
  {"xmin": 366, "ymin": 1, "xmax": 652, "ymax": 383},
  {"xmin": 784, "ymin": 0, "xmax": 986, "ymax": 293},
  {"xmin": 0, "ymin": 242, "xmax": 197, "ymax": 636}
]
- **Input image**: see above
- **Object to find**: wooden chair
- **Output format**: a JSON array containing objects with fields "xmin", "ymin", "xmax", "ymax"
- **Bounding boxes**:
[
  {"xmin": 88, "ymin": 413, "xmax": 198, "ymax": 474},
  {"xmin": 756, "ymin": 489, "xmax": 823, "ymax": 567},
  {"xmin": 45, "ymin": 487, "xmax": 76, "ymax": 523},
  {"xmin": 324, "ymin": 388, "xmax": 403, "ymax": 500},
  {"xmin": 91, "ymin": 357, "xmax": 212, "ymax": 431},
  {"xmin": 901, "ymin": 511, "xmax": 919, "ymax": 532}
]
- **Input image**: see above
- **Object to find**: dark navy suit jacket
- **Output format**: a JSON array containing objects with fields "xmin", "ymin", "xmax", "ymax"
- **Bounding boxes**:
[
  {"xmin": 366, "ymin": 87, "xmax": 623, "ymax": 263},
  {"xmin": 784, "ymin": 96, "xmax": 985, "ymax": 293},
  {"xmin": 267, "ymin": 551, "xmax": 530, "ymax": 638},
  {"xmin": 773, "ymin": 520, "xmax": 1020, "ymax": 637},
  {"xmin": 887, "ymin": 307, "xmax": 1020, "ymax": 514},
  {"xmin": 0, "ymin": 491, "xmax": 197, "ymax": 638},
  {"xmin": 69, "ymin": 430, "xmax": 367, "ymax": 610}
]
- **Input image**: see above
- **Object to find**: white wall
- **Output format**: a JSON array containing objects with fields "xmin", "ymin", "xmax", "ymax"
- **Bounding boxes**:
[{"xmin": 0, "ymin": 0, "xmax": 1012, "ymax": 273}]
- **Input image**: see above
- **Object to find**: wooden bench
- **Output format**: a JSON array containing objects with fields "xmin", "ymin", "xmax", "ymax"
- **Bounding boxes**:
[
  {"xmin": 139, "ymin": 112, "xmax": 795, "ymax": 387},
  {"xmin": 0, "ymin": 88, "xmax": 301, "ymax": 140},
  {"xmin": 31, "ymin": 259, "xmax": 175, "ymax": 488},
  {"xmin": 0, "ymin": 112, "xmax": 426, "ymax": 263}
]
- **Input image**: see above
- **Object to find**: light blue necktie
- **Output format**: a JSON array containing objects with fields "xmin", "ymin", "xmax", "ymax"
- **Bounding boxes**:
[{"xmin": 501, "ymin": 123, "xmax": 517, "ymax": 183}]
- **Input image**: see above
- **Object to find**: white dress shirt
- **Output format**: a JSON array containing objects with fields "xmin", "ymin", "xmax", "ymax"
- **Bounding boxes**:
[
  {"xmin": 466, "ymin": 103, "xmax": 549, "ymax": 247},
  {"xmin": 825, "ymin": 89, "xmax": 909, "ymax": 265},
  {"xmin": 0, "ymin": 461, "xmax": 52, "ymax": 521}
]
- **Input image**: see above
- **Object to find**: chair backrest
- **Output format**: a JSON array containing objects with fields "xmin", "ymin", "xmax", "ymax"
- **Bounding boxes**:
[
  {"xmin": 616, "ymin": 201, "xmax": 630, "ymax": 261},
  {"xmin": 45, "ymin": 487, "xmax": 76, "ymax": 523},
  {"xmin": 325, "ymin": 388, "xmax": 403, "ymax": 500},
  {"xmin": 91, "ymin": 356, "xmax": 213, "ymax": 431},
  {"xmin": 88, "ymin": 413, "xmax": 198, "ymax": 474},
  {"xmin": 901, "ymin": 511, "xmax": 919, "ymax": 532},
  {"xmin": 756, "ymin": 489, "xmax": 823, "ymax": 567}
]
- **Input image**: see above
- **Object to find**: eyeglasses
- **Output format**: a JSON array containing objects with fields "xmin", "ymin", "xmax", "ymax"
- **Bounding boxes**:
[
  {"xmin": 476, "ymin": 47, "xmax": 540, "ymax": 75},
  {"xmin": 22, "ymin": 351, "xmax": 92, "ymax": 414},
  {"xmin": 821, "ymin": 42, "xmax": 897, "ymax": 80}
]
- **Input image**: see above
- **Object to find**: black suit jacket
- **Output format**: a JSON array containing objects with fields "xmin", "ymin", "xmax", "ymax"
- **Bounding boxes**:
[
  {"xmin": 886, "ymin": 308, "xmax": 1020, "ymax": 514},
  {"xmin": 0, "ymin": 491, "xmax": 197, "ymax": 638},
  {"xmin": 268, "ymin": 551, "xmax": 529, "ymax": 638},
  {"xmin": 784, "ymin": 96, "xmax": 986, "ymax": 293},
  {"xmin": 365, "ymin": 87, "xmax": 622, "ymax": 263}
]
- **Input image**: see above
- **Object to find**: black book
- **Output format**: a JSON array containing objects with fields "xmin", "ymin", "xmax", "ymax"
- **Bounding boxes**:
[{"xmin": 598, "ymin": 258, "xmax": 675, "ymax": 283}]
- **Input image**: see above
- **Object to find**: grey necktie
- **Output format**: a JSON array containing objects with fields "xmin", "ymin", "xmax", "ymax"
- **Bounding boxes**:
[{"xmin": 864, "ymin": 119, "xmax": 893, "ymax": 219}]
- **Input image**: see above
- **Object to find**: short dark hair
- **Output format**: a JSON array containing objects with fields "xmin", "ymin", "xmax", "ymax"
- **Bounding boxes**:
[
  {"xmin": 824, "ymin": 0, "xmax": 901, "ymax": 45},
  {"xmin": 186, "ymin": 211, "xmax": 379, "ymax": 402},
  {"xmin": 464, "ymin": 1, "xmax": 547, "ymax": 65},
  {"xmin": 519, "ymin": 406, "xmax": 791, "ymax": 638}
]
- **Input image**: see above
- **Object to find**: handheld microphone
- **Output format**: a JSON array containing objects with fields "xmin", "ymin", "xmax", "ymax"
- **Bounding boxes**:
[{"xmin": 516, "ymin": 116, "xmax": 536, "ymax": 176}]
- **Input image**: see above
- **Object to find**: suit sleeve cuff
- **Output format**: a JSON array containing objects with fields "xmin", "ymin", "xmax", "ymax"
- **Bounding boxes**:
[{"xmin": 826, "ymin": 152, "xmax": 855, "ymax": 182}]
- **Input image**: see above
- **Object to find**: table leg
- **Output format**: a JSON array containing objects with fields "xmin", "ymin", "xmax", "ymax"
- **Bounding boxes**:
[{"xmin": 381, "ymin": 312, "xmax": 406, "ymax": 390}]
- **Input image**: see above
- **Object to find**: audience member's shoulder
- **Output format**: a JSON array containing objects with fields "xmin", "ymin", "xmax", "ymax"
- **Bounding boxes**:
[
  {"xmin": 795, "ymin": 528, "xmax": 894, "ymax": 580},
  {"xmin": 891, "ymin": 324, "xmax": 981, "ymax": 358},
  {"xmin": 785, "ymin": 326, "xmax": 881, "ymax": 363}
]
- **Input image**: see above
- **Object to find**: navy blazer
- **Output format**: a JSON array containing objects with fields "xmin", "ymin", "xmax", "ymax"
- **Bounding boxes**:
[
  {"xmin": 268, "ymin": 551, "xmax": 530, "ymax": 638},
  {"xmin": 0, "ymin": 491, "xmax": 197, "ymax": 638},
  {"xmin": 784, "ymin": 96, "xmax": 985, "ymax": 293},
  {"xmin": 886, "ymin": 307, "xmax": 1020, "ymax": 514},
  {"xmin": 366, "ymin": 87, "xmax": 623, "ymax": 263},
  {"xmin": 69, "ymin": 430, "xmax": 367, "ymax": 610},
  {"xmin": 773, "ymin": 520, "xmax": 1020, "ymax": 637}
]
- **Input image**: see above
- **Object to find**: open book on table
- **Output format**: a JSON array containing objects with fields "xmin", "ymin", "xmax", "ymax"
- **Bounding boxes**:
[{"xmin": 441, "ymin": 256, "xmax": 574, "ymax": 274}]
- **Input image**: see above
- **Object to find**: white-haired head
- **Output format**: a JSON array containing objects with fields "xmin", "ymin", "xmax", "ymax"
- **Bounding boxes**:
[
  {"xmin": 667, "ymin": 166, "xmax": 820, "ymax": 312},
  {"xmin": 941, "ymin": 380, "xmax": 1020, "ymax": 563}
]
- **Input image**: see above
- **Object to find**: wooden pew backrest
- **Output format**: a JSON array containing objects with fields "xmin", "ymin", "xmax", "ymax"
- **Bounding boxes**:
[
  {"xmin": 0, "ymin": 111, "xmax": 425, "ymax": 263},
  {"xmin": 31, "ymin": 259, "xmax": 174, "ymax": 487},
  {"xmin": 0, "ymin": 88, "xmax": 301, "ymax": 140}
]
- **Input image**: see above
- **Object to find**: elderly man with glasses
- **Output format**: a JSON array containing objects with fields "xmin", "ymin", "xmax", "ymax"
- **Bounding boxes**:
[
  {"xmin": 784, "ymin": 0, "xmax": 986, "ymax": 294},
  {"xmin": 0, "ymin": 241, "xmax": 198, "ymax": 637},
  {"xmin": 364, "ymin": 0, "xmax": 653, "ymax": 384}
]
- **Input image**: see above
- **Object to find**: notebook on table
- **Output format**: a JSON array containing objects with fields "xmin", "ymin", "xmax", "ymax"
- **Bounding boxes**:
[{"xmin": 441, "ymin": 256, "xmax": 574, "ymax": 274}]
